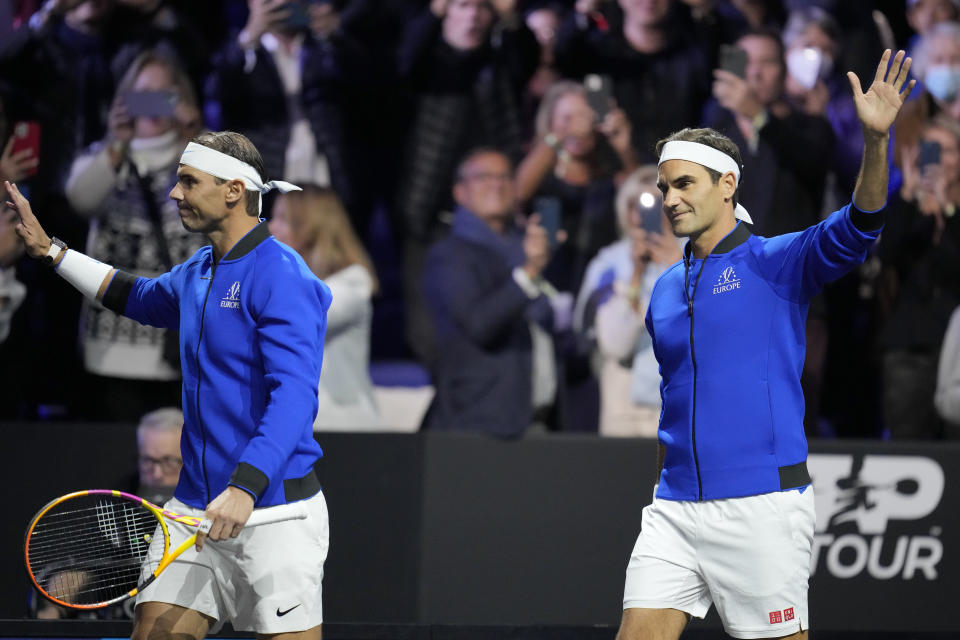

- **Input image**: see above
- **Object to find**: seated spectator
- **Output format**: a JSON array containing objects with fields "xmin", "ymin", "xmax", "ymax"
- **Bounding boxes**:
[
  {"xmin": 134, "ymin": 406, "xmax": 183, "ymax": 505},
  {"xmin": 553, "ymin": 0, "xmax": 710, "ymax": 164},
  {"xmin": 879, "ymin": 116, "xmax": 960, "ymax": 439},
  {"xmin": 516, "ymin": 80, "xmax": 637, "ymax": 294},
  {"xmin": 269, "ymin": 185, "xmax": 382, "ymax": 431},
  {"xmin": 396, "ymin": 0, "xmax": 539, "ymax": 364},
  {"xmin": 422, "ymin": 148, "xmax": 560, "ymax": 437},
  {"xmin": 935, "ymin": 304, "xmax": 960, "ymax": 436},
  {"xmin": 64, "ymin": 49, "xmax": 205, "ymax": 421},
  {"xmin": 32, "ymin": 406, "xmax": 183, "ymax": 620},
  {"xmin": 574, "ymin": 165, "xmax": 681, "ymax": 436}
]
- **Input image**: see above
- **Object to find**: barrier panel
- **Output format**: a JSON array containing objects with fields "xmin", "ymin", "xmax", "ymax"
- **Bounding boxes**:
[{"xmin": 2, "ymin": 425, "xmax": 956, "ymax": 632}]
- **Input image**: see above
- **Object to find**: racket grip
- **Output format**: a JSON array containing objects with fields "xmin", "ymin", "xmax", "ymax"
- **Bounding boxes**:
[{"xmin": 245, "ymin": 500, "xmax": 310, "ymax": 527}]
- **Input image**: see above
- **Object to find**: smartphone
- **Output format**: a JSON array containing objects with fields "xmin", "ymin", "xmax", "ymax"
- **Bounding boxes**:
[
  {"xmin": 10, "ymin": 121, "xmax": 40, "ymax": 177},
  {"xmin": 718, "ymin": 44, "xmax": 748, "ymax": 79},
  {"xmin": 584, "ymin": 73, "xmax": 614, "ymax": 122},
  {"xmin": 636, "ymin": 191, "xmax": 663, "ymax": 233},
  {"xmin": 123, "ymin": 90, "xmax": 177, "ymax": 118},
  {"xmin": 274, "ymin": 0, "xmax": 312, "ymax": 29},
  {"xmin": 919, "ymin": 140, "xmax": 941, "ymax": 168},
  {"xmin": 533, "ymin": 196, "xmax": 562, "ymax": 249}
]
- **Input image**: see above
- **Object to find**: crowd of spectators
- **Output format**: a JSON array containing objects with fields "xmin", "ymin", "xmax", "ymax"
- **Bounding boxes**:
[{"xmin": 0, "ymin": 0, "xmax": 958, "ymax": 440}]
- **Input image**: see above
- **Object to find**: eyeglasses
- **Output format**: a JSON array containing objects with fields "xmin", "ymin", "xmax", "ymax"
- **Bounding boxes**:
[
  {"xmin": 462, "ymin": 172, "xmax": 513, "ymax": 184},
  {"xmin": 138, "ymin": 456, "xmax": 183, "ymax": 472}
]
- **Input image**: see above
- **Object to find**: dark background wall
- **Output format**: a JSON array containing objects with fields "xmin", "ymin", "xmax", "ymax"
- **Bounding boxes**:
[{"xmin": 3, "ymin": 425, "xmax": 958, "ymax": 633}]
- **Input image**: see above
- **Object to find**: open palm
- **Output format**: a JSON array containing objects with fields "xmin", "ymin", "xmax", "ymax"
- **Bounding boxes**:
[{"xmin": 848, "ymin": 50, "xmax": 916, "ymax": 136}]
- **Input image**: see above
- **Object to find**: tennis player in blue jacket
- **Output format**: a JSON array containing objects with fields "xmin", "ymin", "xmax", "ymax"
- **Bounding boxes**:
[
  {"xmin": 616, "ymin": 51, "xmax": 915, "ymax": 640},
  {"xmin": 10, "ymin": 131, "xmax": 331, "ymax": 639}
]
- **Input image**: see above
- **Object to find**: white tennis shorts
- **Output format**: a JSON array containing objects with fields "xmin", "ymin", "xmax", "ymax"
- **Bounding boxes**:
[
  {"xmin": 135, "ymin": 491, "xmax": 329, "ymax": 634},
  {"xmin": 623, "ymin": 487, "xmax": 815, "ymax": 639}
]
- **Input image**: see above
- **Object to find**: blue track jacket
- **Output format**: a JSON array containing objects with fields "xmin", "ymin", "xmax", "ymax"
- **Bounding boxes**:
[
  {"xmin": 102, "ymin": 223, "xmax": 331, "ymax": 509},
  {"xmin": 646, "ymin": 203, "xmax": 883, "ymax": 501}
]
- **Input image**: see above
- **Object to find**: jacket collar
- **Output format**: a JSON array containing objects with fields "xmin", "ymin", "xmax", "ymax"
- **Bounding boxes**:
[
  {"xmin": 683, "ymin": 220, "xmax": 752, "ymax": 260},
  {"xmin": 222, "ymin": 221, "xmax": 272, "ymax": 262}
]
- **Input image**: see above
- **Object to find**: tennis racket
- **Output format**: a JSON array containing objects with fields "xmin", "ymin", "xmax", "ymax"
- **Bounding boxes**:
[{"xmin": 24, "ymin": 489, "xmax": 308, "ymax": 610}]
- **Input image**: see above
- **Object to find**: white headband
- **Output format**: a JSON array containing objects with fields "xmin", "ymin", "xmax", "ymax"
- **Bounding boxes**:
[
  {"xmin": 658, "ymin": 140, "xmax": 753, "ymax": 224},
  {"xmin": 179, "ymin": 142, "xmax": 302, "ymax": 214}
]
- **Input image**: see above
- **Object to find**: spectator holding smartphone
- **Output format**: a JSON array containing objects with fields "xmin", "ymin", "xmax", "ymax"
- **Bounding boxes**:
[
  {"xmin": 63, "ymin": 49, "xmax": 206, "ymax": 421},
  {"xmin": 878, "ymin": 116, "xmax": 960, "ymax": 438},
  {"xmin": 422, "ymin": 148, "xmax": 562, "ymax": 437},
  {"xmin": 206, "ymin": 0, "xmax": 362, "ymax": 212},
  {"xmin": 553, "ymin": 0, "xmax": 710, "ymax": 164},
  {"xmin": 573, "ymin": 165, "xmax": 682, "ymax": 436},
  {"xmin": 516, "ymin": 79, "xmax": 638, "ymax": 294}
]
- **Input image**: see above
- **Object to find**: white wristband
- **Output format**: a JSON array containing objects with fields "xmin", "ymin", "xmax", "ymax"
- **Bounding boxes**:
[{"xmin": 55, "ymin": 249, "xmax": 114, "ymax": 300}]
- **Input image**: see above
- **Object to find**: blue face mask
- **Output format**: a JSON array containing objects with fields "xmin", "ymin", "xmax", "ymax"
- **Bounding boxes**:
[{"xmin": 925, "ymin": 65, "xmax": 960, "ymax": 102}]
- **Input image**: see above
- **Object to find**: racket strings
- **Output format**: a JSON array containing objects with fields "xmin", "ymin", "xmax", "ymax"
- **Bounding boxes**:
[{"xmin": 27, "ymin": 496, "xmax": 164, "ymax": 606}]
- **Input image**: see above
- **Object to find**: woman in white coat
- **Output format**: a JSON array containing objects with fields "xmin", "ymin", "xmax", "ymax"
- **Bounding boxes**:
[{"xmin": 270, "ymin": 186, "xmax": 382, "ymax": 430}]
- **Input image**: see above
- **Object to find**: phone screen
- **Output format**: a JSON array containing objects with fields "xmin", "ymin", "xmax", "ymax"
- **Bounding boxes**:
[
  {"xmin": 275, "ymin": 0, "xmax": 312, "ymax": 28},
  {"xmin": 919, "ymin": 140, "xmax": 942, "ymax": 168},
  {"xmin": 10, "ymin": 121, "xmax": 40, "ymax": 177},
  {"xmin": 719, "ymin": 44, "xmax": 748, "ymax": 79},
  {"xmin": 123, "ymin": 90, "xmax": 177, "ymax": 118},
  {"xmin": 584, "ymin": 74, "xmax": 614, "ymax": 122},
  {"xmin": 636, "ymin": 191, "xmax": 663, "ymax": 233},
  {"xmin": 533, "ymin": 196, "xmax": 562, "ymax": 249}
]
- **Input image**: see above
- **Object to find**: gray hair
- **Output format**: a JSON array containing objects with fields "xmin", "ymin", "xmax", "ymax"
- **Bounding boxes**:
[
  {"xmin": 137, "ymin": 407, "xmax": 184, "ymax": 437},
  {"xmin": 534, "ymin": 80, "xmax": 587, "ymax": 140},
  {"xmin": 912, "ymin": 21, "xmax": 960, "ymax": 79}
]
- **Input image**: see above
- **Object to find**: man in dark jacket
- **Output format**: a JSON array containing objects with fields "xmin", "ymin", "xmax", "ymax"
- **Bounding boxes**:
[{"xmin": 422, "ymin": 148, "xmax": 558, "ymax": 437}]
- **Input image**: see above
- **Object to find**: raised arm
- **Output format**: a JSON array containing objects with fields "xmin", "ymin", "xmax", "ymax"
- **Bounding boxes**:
[
  {"xmin": 848, "ymin": 50, "xmax": 916, "ymax": 212},
  {"xmin": 7, "ymin": 180, "xmax": 116, "ymax": 300}
]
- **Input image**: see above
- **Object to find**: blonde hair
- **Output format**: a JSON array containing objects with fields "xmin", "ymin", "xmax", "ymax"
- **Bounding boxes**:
[
  {"xmin": 277, "ymin": 186, "xmax": 380, "ymax": 294},
  {"xmin": 116, "ymin": 49, "xmax": 198, "ymax": 117},
  {"xmin": 534, "ymin": 80, "xmax": 588, "ymax": 139}
]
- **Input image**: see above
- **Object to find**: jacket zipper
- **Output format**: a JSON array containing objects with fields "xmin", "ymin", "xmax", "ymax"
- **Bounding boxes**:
[
  {"xmin": 196, "ymin": 261, "xmax": 216, "ymax": 505},
  {"xmin": 684, "ymin": 256, "xmax": 707, "ymax": 501}
]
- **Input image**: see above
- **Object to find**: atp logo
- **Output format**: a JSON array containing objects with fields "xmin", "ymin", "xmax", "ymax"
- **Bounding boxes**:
[
  {"xmin": 220, "ymin": 281, "xmax": 241, "ymax": 309},
  {"xmin": 712, "ymin": 266, "xmax": 741, "ymax": 294},
  {"xmin": 808, "ymin": 454, "xmax": 944, "ymax": 580}
]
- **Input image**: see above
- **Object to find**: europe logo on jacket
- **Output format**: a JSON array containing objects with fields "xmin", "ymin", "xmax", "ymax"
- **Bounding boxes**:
[{"xmin": 221, "ymin": 281, "xmax": 241, "ymax": 309}]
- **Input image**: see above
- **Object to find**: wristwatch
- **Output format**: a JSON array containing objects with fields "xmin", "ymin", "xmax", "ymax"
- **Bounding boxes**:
[{"xmin": 45, "ymin": 237, "xmax": 67, "ymax": 266}]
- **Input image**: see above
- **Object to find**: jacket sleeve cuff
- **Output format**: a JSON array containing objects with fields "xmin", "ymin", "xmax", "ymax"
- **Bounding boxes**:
[
  {"xmin": 850, "ymin": 200, "xmax": 886, "ymax": 232},
  {"xmin": 101, "ymin": 270, "xmax": 137, "ymax": 314},
  {"xmin": 229, "ymin": 462, "xmax": 269, "ymax": 501}
]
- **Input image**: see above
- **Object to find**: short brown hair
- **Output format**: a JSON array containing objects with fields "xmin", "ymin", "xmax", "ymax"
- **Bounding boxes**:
[
  {"xmin": 190, "ymin": 131, "xmax": 267, "ymax": 216},
  {"xmin": 655, "ymin": 127, "xmax": 743, "ymax": 208}
]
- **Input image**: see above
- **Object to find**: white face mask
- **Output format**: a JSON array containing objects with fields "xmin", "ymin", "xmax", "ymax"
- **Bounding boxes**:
[
  {"xmin": 787, "ymin": 47, "xmax": 830, "ymax": 90},
  {"xmin": 925, "ymin": 65, "xmax": 960, "ymax": 102}
]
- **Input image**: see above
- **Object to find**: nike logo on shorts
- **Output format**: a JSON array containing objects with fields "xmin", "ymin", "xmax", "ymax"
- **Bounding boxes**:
[{"xmin": 276, "ymin": 604, "xmax": 301, "ymax": 617}]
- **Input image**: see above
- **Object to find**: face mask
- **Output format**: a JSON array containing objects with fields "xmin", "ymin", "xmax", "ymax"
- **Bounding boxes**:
[
  {"xmin": 786, "ymin": 47, "xmax": 818, "ymax": 89},
  {"xmin": 925, "ymin": 65, "xmax": 960, "ymax": 102}
]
